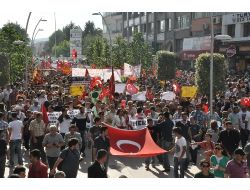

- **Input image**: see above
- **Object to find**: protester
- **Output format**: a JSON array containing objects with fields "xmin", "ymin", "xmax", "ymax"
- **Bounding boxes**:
[
  {"xmin": 88, "ymin": 149, "xmax": 108, "ymax": 178},
  {"xmin": 0, "ymin": 128, "xmax": 7, "ymax": 178},
  {"xmin": 29, "ymin": 112, "xmax": 46, "ymax": 163},
  {"xmin": 50, "ymin": 138, "xmax": 80, "ymax": 178},
  {"xmin": 93, "ymin": 126, "xmax": 110, "ymax": 172},
  {"xmin": 225, "ymin": 148, "xmax": 249, "ymax": 178},
  {"xmin": 42, "ymin": 125, "xmax": 64, "ymax": 177},
  {"xmin": 13, "ymin": 166, "xmax": 26, "ymax": 178},
  {"xmin": 218, "ymin": 121, "xmax": 240, "ymax": 157},
  {"xmin": 28, "ymin": 149, "xmax": 48, "ymax": 178},
  {"xmin": 8, "ymin": 112, "xmax": 23, "ymax": 167},
  {"xmin": 172, "ymin": 127, "xmax": 187, "ymax": 178},
  {"xmin": 54, "ymin": 171, "xmax": 66, "ymax": 178},
  {"xmin": 210, "ymin": 144, "xmax": 229, "ymax": 178},
  {"xmin": 194, "ymin": 160, "xmax": 214, "ymax": 178}
]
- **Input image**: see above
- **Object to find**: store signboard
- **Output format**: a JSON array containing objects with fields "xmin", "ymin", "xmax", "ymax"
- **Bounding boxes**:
[
  {"xmin": 223, "ymin": 13, "xmax": 250, "ymax": 25},
  {"xmin": 183, "ymin": 36, "xmax": 211, "ymax": 51}
]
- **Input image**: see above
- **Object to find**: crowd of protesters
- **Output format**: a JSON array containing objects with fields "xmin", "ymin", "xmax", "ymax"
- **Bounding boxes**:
[{"xmin": 0, "ymin": 68, "xmax": 250, "ymax": 178}]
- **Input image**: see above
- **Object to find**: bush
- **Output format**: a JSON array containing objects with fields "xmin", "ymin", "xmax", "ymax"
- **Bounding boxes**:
[
  {"xmin": 195, "ymin": 53, "xmax": 226, "ymax": 96},
  {"xmin": 155, "ymin": 50, "xmax": 177, "ymax": 80}
]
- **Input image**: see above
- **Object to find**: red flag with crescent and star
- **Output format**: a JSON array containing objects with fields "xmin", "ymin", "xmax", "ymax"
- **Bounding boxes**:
[
  {"xmin": 240, "ymin": 97, "xmax": 250, "ymax": 107},
  {"xmin": 103, "ymin": 123, "xmax": 167, "ymax": 157},
  {"xmin": 126, "ymin": 80, "xmax": 139, "ymax": 95}
]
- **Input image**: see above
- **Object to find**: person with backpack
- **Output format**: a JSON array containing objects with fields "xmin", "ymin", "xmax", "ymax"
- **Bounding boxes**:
[{"xmin": 50, "ymin": 138, "xmax": 80, "ymax": 178}]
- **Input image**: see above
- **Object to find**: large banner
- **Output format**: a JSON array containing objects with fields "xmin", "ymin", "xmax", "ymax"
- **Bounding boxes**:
[
  {"xmin": 129, "ymin": 118, "xmax": 147, "ymax": 130},
  {"xmin": 71, "ymin": 68, "xmax": 121, "ymax": 82},
  {"xmin": 47, "ymin": 112, "xmax": 62, "ymax": 125},
  {"xmin": 103, "ymin": 123, "xmax": 167, "ymax": 157},
  {"xmin": 181, "ymin": 86, "xmax": 198, "ymax": 98},
  {"xmin": 124, "ymin": 63, "xmax": 141, "ymax": 78}
]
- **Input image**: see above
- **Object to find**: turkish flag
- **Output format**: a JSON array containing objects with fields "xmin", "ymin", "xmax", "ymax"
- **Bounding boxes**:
[
  {"xmin": 90, "ymin": 77, "xmax": 103, "ymax": 91},
  {"xmin": 103, "ymin": 123, "xmax": 167, "ymax": 157},
  {"xmin": 41, "ymin": 103, "xmax": 49, "ymax": 125},
  {"xmin": 99, "ymin": 87, "xmax": 110, "ymax": 101},
  {"xmin": 240, "ymin": 97, "xmax": 250, "ymax": 107},
  {"xmin": 109, "ymin": 67, "xmax": 115, "ymax": 97},
  {"xmin": 126, "ymin": 82, "xmax": 139, "ymax": 95}
]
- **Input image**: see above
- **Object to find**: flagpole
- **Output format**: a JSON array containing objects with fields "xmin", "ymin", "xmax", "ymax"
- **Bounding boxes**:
[{"xmin": 54, "ymin": 12, "xmax": 57, "ymax": 59}]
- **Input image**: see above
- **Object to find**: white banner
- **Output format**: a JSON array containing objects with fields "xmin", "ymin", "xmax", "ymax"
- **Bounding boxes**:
[
  {"xmin": 161, "ymin": 91, "xmax": 176, "ymax": 101},
  {"xmin": 129, "ymin": 118, "xmax": 147, "ymax": 130},
  {"xmin": 115, "ymin": 83, "xmax": 126, "ymax": 93},
  {"xmin": 71, "ymin": 68, "xmax": 121, "ymax": 82},
  {"xmin": 132, "ymin": 91, "xmax": 146, "ymax": 101},
  {"xmin": 67, "ymin": 109, "xmax": 80, "ymax": 120},
  {"xmin": 47, "ymin": 112, "xmax": 62, "ymax": 125},
  {"xmin": 124, "ymin": 63, "xmax": 141, "ymax": 78}
]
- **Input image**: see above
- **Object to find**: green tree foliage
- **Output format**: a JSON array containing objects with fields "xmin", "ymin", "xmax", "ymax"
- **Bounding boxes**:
[
  {"xmin": 52, "ymin": 40, "xmax": 70, "ymax": 57},
  {"xmin": 0, "ymin": 54, "xmax": 9, "ymax": 86},
  {"xmin": 62, "ymin": 22, "xmax": 76, "ymax": 41},
  {"xmin": 155, "ymin": 50, "xmax": 177, "ymax": 80},
  {"xmin": 87, "ymin": 32, "xmax": 153, "ymax": 69},
  {"xmin": 195, "ymin": 53, "xmax": 226, "ymax": 96},
  {"xmin": 0, "ymin": 22, "xmax": 32, "ymax": 84}
]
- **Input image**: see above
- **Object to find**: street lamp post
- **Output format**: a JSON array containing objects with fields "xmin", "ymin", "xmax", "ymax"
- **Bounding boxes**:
[
  {"xmin": 33, "ymin": 29, "xmax": 44, "ymax": 56},
  {"xmin": 209, "ymin": 15, "xmax": 232, "ymax": 122},
  {"xmin": 92, "ymin": 12, "xmax": 112, "ymax": 66}
]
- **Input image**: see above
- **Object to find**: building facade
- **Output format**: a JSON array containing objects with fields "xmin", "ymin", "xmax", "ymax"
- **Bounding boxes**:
[{"xmin": 221, "ymin": 12, "xmax": 250, "ymax": 72}]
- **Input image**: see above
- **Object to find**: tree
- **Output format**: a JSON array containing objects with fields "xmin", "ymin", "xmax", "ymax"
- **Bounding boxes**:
[
  {"xmin": 0, "ymin": 22, "xmax": 32, "ymax": 84},
  {"xmin": 52, "ymin": 40, "xmax": 70, "ymax": 57},
  {"xmin": 48, "ymin": 30, "xmax": 65, "ymax": 53},
  {"xmin": 82, "ymin": 21, "xmax": 102, "ymax": 56},
  {"xmin": 0, "ymin": 54, "xmax": 9, "ymax": 86},
  {"xmin": 195, "ymin": 53, "xmax": 226, "ymax": 96},
  {"xmin": 62, "ymin": 22, "xmax": 76, "ymax": 41},
  {"xmin": 112, "ymin": 36, "xmax": 128, "ymax": 68},
  {"xmin": 127, "ymin": 32, "xmax": 153, "ymax": 68},
  {"xmin": 155, "ymin": 50, "xmax": 177, "ymax": 80}
]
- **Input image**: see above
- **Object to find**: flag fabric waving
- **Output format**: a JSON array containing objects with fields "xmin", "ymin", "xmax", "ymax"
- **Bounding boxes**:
[
  {"xmin": 41, "ymin": 103, "xmax": 49, "ymax": 125},
  {"xmin": 126, "ymin": 81, "xmax": 139, "ymax": 95},
  {"xmin": 240, "ymin": 97, "xmax": 250, "ymax": 107},
  {"xmin": 103, "ymin": 123, "xmax": 167, "ymax": 157},
  {"xmin": 109, "ymin": 67, "xmax": 115, "ymax": 98}
]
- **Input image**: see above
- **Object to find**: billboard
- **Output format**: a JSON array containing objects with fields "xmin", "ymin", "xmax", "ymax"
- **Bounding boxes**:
[{"xmin": 70, "ymin": 28, "xmax": 82, "ymax": 58}]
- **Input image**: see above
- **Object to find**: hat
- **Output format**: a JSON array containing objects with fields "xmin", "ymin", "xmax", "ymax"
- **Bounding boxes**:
[{"xmin": 234, "ymin": 148, "xmax": 245, "ymax": 156}]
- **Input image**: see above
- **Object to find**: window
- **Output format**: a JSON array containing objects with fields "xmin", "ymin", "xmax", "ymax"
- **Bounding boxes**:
[
  {"xmin": 175, "ymin": 39, "xmax": 183, "ymax": 52},
  {"xmin": 168, "ymin": 18, "xmax": 172, "ymax": 31},
  {"xmin": 151, "ymin": 23, "xmax": 154, "ymax": 34},
  {"xmin": 160, "ymin": 20, "xmax": 165, "ymax": 33},
  {"xmin": 141, "ymin": 24, "xmax": 146, "ymax": 33},
  {"xmin": 243, "ymin": 23, "xmax": 250, "ymax": 37},
  {"xmin": 193, "ymin": 12, "xmax": 203, "ymax": 19},
  {"xmin": 227, "ymin": 24, "xmax": 235, "ymax": 38},
  {"xmin": 176, "ymin": 15, "xmax": 190, "ymax": 29}
]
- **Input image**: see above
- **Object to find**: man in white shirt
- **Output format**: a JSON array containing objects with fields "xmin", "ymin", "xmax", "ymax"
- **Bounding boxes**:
[
  {"xmin": 172, "ymin": 127, "xmax": 187, "ymax": 178},
  {"xmin": 8, "ymin": 112, "xmax": 23, "ymax": 167}
]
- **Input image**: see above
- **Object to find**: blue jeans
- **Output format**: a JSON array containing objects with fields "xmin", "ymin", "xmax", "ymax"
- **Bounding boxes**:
[
  {"xmin": 174, "ymin": 157, "xmax": 186, "ymax": 178},
  {"xmin": 161, "ymin": 140, "xmax": 172, "ymax": 170},
  {"xmin": 9, "ymin": 139, "xmax": 23, "ymax": 166}
]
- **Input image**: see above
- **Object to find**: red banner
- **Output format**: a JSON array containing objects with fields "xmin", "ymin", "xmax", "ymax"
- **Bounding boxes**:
[{"xmin": 103, "ymin": 123, "xmax": 167, "ymax": 157}]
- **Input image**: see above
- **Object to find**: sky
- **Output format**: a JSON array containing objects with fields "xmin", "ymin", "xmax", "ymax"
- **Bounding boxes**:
[{"xmin": 0, "ymin": 11, "xmax": 103, "ymax": 40}]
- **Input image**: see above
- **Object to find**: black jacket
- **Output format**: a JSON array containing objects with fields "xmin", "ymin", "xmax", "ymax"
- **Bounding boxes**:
[
  {"xmin": 218, "ymin": 129, "xmax": 240, "ymax": 154},
  {"xmin": 88, "ymin": 161, "xmax": 107, "ymax": 178}
]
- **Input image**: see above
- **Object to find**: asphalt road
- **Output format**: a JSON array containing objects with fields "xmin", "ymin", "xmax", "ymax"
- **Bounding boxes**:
[{"xmin": 4, "ymin": 148, "xmax": 202, "ymax": 178}]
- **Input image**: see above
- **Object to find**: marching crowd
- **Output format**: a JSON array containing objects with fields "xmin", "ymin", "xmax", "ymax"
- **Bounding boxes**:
[{"xmin": 0, "ymin": 69, "xmax": 250, "ymax": 178}]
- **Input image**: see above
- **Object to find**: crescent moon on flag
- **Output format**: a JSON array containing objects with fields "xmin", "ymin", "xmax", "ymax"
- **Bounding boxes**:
[{"xmin": 116, "ymin": 140, "xmax": 142, "ymax": 151}]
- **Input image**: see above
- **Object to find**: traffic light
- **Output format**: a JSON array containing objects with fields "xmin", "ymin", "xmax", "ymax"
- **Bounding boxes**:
[{"xmin": 72, "ymin": 49, "xmax": 77, "ymax": 59}]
